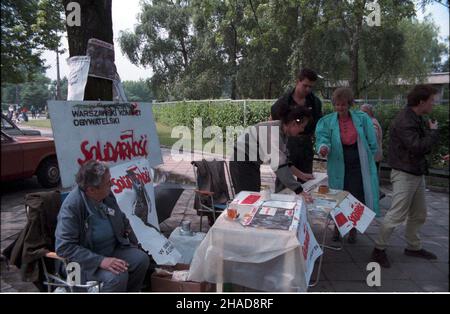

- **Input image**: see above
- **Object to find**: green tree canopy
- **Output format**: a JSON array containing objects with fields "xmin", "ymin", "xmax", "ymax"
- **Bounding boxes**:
[
  {"xmin": 1, "ymin": 0, "xmax": 65, "ymax": 84},
  {"xmin": 122, "ymin": 80, "xmax": 154, "ymax": 102},
  {"xmin": 119, "ymin": 0, "xmax": 448, "ymax": 101},
  {"xmin": 1, "ymin": 71, "xmax": 54, "ymax": 110}
]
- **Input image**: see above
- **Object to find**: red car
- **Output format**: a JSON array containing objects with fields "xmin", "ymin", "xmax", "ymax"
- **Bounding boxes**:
[{"xmin": 1, "ymin": 130, "xmax": 60, "ymax": 187}]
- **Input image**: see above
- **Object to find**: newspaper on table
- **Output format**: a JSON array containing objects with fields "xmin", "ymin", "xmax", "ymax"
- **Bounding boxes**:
[
  {"xmin": 241, "ymin": 201, "xmax": 301, "ymax": 231},
  {"xmin": 307, "ymin": 197, "xmax": 337, "ymax": 219}
]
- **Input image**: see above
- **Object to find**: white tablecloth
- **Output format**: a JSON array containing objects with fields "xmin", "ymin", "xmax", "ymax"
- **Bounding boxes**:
[
  {"xmin": 188, "ymin": 199, "xmax": 309, "ymax": 292},
  {"xmin": 168, "ymin": 227, "xmax": 206, "ymax": 264}
]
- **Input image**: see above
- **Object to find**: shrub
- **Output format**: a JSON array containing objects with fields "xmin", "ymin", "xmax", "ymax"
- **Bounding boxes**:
[{"xmin": 152, "ymin": 100, "xmax": 449, "ymax": 169}]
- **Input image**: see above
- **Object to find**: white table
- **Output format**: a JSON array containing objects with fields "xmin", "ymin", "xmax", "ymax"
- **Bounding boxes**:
[{"xmin": 188, "ymin": 198, "xmax": 312, "ymax": 292}]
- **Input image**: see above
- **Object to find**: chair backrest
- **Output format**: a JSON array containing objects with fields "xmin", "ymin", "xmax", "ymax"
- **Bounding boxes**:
[
  {"xmin": 24, "ymin": 190, "xmax": 62, "ymax": 253},
  {"xmin": 25, "ymin": 190, "xmax": 102, "ymax": 292},
  {"xmin": 191, "ymin": 159, "xmax": 234, "ymax": 208}
]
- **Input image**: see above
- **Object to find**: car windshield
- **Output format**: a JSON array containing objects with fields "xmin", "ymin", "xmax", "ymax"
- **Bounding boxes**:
[
  {"xmin": 1, "ymin": 131, "xmax": 12, "ymax": 143},
  {"xmin": 1, "ymin": 116, "xmax": 16, "ymax": 131}
]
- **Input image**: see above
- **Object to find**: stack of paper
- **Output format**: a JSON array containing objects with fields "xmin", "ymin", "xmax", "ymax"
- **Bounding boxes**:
[{"xmin": 301, "ymin": 172, "xmax": 328, "ymax": 192}]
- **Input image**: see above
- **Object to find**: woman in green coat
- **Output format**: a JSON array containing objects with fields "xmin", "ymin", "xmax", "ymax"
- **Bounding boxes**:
[{"xmin": 315, "ymin": 88, "xmax": 379, "ymax": 243}]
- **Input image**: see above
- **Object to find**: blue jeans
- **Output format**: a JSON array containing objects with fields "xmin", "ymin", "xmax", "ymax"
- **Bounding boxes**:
[{"xmin": 90, "ymin": 247, "xmax": 149, "ymax": 292}]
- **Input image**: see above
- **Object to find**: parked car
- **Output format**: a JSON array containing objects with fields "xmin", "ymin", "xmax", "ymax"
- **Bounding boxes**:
[
  {"xmin": 1, "ymin": 114, "xmax": 41, "ymax": 136},
  {"xmin": 1, "ymin": 130, "xmax": 60, "ymax": 187}
]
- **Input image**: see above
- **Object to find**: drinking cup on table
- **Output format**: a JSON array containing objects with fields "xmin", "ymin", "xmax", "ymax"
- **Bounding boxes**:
[{"xmin": 227, "ymin": 208, "xmax": 238, "ymax": 219}]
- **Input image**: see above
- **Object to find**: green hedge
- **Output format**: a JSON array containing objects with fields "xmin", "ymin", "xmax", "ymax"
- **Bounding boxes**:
[
  {"xmin": 153, "ymin": 100, "xmax": 449, "ymax": 169},
  {"xmin": 153, "ymin": 100, "xmax": 273, "ymax": 129}
]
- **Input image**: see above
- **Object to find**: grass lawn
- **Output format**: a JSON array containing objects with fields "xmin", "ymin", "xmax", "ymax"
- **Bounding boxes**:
[
  {"xmin": 156, "ymin": 122, "xmax": 187, "ymax": 147},
  {"xmin": 156, "ymin": 122, "xmax": 218, "ymax": 150},
  {"xmin": 23, "ymin": 119, "xmax": 52, "ymax": 128}
]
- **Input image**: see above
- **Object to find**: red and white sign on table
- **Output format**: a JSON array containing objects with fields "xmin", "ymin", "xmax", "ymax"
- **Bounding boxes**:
[
  {"xmin": 330, "ymin": 193, "xmax": 376, "ymax": 236},
  {"xmin": 297, "ymin": 202, "xmax": 322, "ymax": 285}
]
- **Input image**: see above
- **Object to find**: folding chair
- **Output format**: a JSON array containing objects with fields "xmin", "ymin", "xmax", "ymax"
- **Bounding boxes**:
[
  {"xmin": 41, "ymin": 192, "xmax": 102, "ymax": 292},
  {"xmin": 31, "ymin": 191, "xmax": 102, "ymax": 292},
  {"xmin": 191, "ymin": 159, "xmax": 235, "ymax": 231},
  {"xmin": 1, "ymin": 190, "xmax": 101, "ymax": 292}
]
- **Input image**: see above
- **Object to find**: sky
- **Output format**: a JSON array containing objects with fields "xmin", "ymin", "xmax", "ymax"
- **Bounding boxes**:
[{"xmin": 42, "ymin": 0, "xmax": 450, "ymax": 82}]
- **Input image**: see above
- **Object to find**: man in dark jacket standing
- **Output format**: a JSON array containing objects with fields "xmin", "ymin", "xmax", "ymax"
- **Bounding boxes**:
[
  {"xmin": 371, "ymin": 84, "xmax": 440, "ymax": 268},
  {"xmin": 271, "ymin": 68, "xmax": 322, "ymax": 181}
]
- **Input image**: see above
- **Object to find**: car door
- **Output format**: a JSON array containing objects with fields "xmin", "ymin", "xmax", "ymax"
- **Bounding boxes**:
[{"xmin": 1, "ymin": 132, "xmax": 24, "ymax": 181}]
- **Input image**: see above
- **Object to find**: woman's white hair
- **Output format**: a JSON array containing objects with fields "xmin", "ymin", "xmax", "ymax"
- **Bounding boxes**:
[
  {"xmin": 75, "ymin": 160, "xmax": 109, "ymax": 190},
  {"xmin": 360, "ymin": 103, "xmax": 374, "ymax": 117}
]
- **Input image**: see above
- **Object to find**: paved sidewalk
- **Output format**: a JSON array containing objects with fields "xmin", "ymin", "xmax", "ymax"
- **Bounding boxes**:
[{"xmin": 1, "ymin": 148, "xmax": 448, "ymax": 292}]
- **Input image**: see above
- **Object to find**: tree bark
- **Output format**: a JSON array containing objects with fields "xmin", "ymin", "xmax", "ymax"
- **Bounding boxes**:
[
  {"xmin": 230, "ymin": 23, "xmax": 238, "ymax": 100},
  {"xmin": 56, "ymin": 49, "xmax": 61, "ymax": 100},
  {"xmin": 349, "ymin": 28, "xmax": 360, "ymax": 98},
  {"xmin": 349, "ymin": 0, "xmax": 366, "ymax": 99},
  {"xmin": 63, "ymin": 0, "xmax": 113, "ymax": 101},
  {"xmin": 180, "ymin": 37, "xmax": 189, "ymax": 69}
]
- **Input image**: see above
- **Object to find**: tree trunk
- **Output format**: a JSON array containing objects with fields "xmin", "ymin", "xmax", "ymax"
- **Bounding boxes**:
[
  {"xmin": 56, "ymin": 49, "xmax": 61, "ymax": 100},
  {"xmin": 180, "ymin": 37, "xmax": 189, "ymax": 69},
  {"xmin": 349, "ymin": 1, "xmax": 366, "ymax": 99},
  {"xmin": 230, "ymin": 24, "xmax": 238, "ymax": 100},
  {"xmin": 349, "ymin": 31, "xmax": 360, "ymax": 98},
  {"xmin": 63, "ymin": 0, "xmax": 113, "ymax": 101},
  {"xmin": 15, "ymin": 85, "xmax": 20, "ymax": 105},
  {"xmin": 267, "ymin": 79, "xmax": 273, "ymax": 99}
]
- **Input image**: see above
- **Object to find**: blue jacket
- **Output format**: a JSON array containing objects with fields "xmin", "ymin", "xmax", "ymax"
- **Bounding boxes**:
[
  {"xmin": 55, "ymin": 187, "xmax": 138, "ymax": 280},
  {"xmin": 315, "ymin": 110, "xmax": 380, "ymax": 215}
]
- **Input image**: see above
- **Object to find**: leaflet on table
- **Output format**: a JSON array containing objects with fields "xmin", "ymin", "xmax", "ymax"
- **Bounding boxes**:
[
  {"xmin": 259, "ymin": 207, "xmax": 278, "ymax": 216},
  {"xmin": 339, "ymin": 194, "xmax": 376, "ymax": 233},
  {"xmin": 306, "ymin": 196, "xmax": 337, "ymax": 221},
  {"xmin": 269, "ymin": 193, "xmax": 296, "ymax": 202},
  {"xmin": 308, "ymin": 198, "xmax": 337, "ymax": 212},
  {"xmin": 290, "ymin": 201, "xmax": 302, "ymax": 232},
  {"xmin": 330, "ymin": 193, "xmax": 376, "ymax": 236},
  {"xmin": 240, "ymin": 201, "xmax": 301, "ymax": 231},
  {"xmin": 301, "ymin": 172, "xmax": 328, "ymax": 192},
  {"xmin": 229, "ymin": 191, "xmax": 264, "ymax": 214},
  {"xmin": 330, "ymin": 206, "xmax": 353, "ymax": 236},
  {"xmin": 262, "ymin": 200, "xmax": 296, "ymax": 210},
  {"xmin": 314, "ymin": 188, "xmax": 340, "ymax": 195}
]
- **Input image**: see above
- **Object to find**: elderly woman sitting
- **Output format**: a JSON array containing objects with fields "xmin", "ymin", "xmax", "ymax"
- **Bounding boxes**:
[
  {"xmin": 55, "ymin": 160, "xmax": 149, "ymax": 292},
  {"xmin": 315, "ymin": 88, "xmax": 379, "ymax": 243}
]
